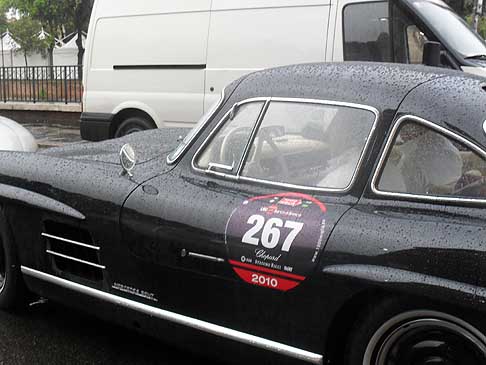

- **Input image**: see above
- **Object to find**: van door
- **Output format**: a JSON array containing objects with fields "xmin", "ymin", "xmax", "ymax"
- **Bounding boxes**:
[{"xmin": 204, "ymin": 0, "xmax": 331, "ymax": 110}]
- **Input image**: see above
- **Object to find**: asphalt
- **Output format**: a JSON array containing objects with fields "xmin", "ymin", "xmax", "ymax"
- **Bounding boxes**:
[
  {"xmin": 22, "ymin": 122, "xmax": 83, "ymax": 149},
  {"xmin": 0, "ymin": 301, "xmax": 215, "ymax": 365}
]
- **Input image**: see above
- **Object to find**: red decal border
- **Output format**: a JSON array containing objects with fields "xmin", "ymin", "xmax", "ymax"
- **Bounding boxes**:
[
  {"xmin": 248, "ymin": 192, "xmax": 327, "ymax": 213},
  {"xmin": 233, "ymin": 268, "xmax": 301, "ymax": 292}
]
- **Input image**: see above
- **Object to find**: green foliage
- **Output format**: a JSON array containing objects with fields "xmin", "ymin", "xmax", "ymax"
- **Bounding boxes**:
[
  {"xmin": 0, "ymin": 0, "xmax": 94, "ymax": 64},
  {"xmin": 466, "ymin": 15, "xmax": 486, "ymax": 39},
  {"xmin": 9, "ymin": 16, "xmax": 48, "ymax": 65},
  {"xmin": 445, "ymin": 0, "xmax": 474, "ymax": 17}
]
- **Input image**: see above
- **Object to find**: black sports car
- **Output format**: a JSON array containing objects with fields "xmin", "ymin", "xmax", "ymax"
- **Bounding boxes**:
[{"xmin": 1, "ymin": 63, "xmax": 486, "ymax": 365}]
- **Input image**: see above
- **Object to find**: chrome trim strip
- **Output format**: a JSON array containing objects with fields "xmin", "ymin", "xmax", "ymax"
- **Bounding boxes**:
[
  {"xmin": 167, "ymin": 88, "xmax": 226, "ymax": 165},
  {"xmin": 236, "ymin": 99, "xmax": 271, "ymax": 175},
  {"xmin": 42, "ymin": 233, "xmax": 100, "ymax": 251},
  {"xmin": 21, "ymin": 266, "xmax": 323, "ymax": 365},
  {"xmin": 46, "ymin": 250, "xmax": 106, "ymax": 270},
  {"xmin": 187, "ymin": 252, "xmax": 225, "ymax": 263},
  {"xmin": 371, "ymin": 115, "xmax": 486, "ymax": 204},
  {"xmin": 192, "ymin": 97, "xmax": 380, "ymax": 193}
]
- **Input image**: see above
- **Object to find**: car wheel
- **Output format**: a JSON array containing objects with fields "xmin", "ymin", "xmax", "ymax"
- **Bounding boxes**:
[
  {"xmin": 345, "ymin": 297, "xmax": 486, "ymax": 365},
  {"xmin": 0, "ymin": 211, "xmax": 27, "ymax": 310},
  {"xmin": 114, "ymin": 116, "xmax": 155, "ymax": 138}
]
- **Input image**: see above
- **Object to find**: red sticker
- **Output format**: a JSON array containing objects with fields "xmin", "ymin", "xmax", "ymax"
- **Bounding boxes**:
[{"xmin": 225, "ymin": 193, "xmax": 327, "ymax": 292}]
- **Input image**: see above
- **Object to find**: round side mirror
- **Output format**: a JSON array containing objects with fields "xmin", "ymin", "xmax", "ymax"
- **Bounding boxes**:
[{"xmin": 120, "ymin": 144, "xmax": 136, "ymax": 177}]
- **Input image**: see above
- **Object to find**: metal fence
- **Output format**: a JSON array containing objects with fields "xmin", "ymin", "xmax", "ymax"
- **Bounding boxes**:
[{"xmin": 0, "ymin": 65, "xmax": 82, "ymax": 104}]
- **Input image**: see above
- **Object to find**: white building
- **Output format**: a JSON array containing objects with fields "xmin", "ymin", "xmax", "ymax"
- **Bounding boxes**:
[
  {"xmin": 54, "ymin": 32, "xmax": 86, "ymax": 66},
  {"xmin": 0, "ymin": 29, "xmax": 83, "ymax": 68}
]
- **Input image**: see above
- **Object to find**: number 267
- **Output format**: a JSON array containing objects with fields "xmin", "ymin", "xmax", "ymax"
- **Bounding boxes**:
[{"xmin": 241, "ymin": 214, "xmax": 304, "ymax": 252}]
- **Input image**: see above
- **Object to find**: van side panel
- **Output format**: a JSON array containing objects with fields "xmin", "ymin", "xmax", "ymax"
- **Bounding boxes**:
[
  {"xmin": 94, "ymin": 0, "xmax": 211, "ymax": 18},
  {"xmin": 84, "ymin": 0, "xmax": 211, "ymax": 129},
  {"xmin": 204, "ymin": 1, "xmax": 331, "ymax": 110}
]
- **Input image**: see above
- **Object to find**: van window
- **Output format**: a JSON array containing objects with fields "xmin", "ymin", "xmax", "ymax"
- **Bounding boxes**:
[
  {"xmin": 407, "ymin": 25, "xmax": 427, "ymax": 64},
  {"xmin": 343, "ymin": 2, "xmax": 392, "ymax": 62},
  {"xmin": 408, "ymin": 0, "xmax": 486, "ymax": 59},
  {"xmin": 343, "ymin": 1, "xmax": 428, "ymax": 64}
]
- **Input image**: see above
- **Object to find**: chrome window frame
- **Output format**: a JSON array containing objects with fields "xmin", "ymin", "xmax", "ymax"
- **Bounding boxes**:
[
  {"xmin": 192, "ymin": 97, "xmax": 380, "ymax": 194},
  {"xmin": 167, "ymin": 88, "xmax": 226, "ymax": 165},
  {"xmin": 371, "ymin": 115, "xmax": 486, "ymax": 205},
  {"xmin": 191, "ymin": 97, "xmax": 270, "ymax": 180}
]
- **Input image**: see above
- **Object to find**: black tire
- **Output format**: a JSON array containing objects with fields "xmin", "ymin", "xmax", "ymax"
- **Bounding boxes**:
[
  {"xmin": 345, "ymin": 297, "xmax": 486, "ymax": 365},
  {"xmin": 114, "ymin": 116, "xmax": 155, "ymax": 138},
  {"xmin": 0, "ymin": 210, "xmax": 28, "ymax": 310}
]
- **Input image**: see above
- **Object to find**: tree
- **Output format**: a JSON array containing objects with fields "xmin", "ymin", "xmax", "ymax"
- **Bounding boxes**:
[
  {"xmin": 9, "ymin": 16, "xmax": 46, "ymax": 66},
  {"xmin": 0, "ymin": 0, "xmax": 94, "ymax": 69},
  {"xmin": 0, "ymin": 0, "xmax": 65, "ymax": 66},
  {"xmin": 62, "ymin": 0, "xmax": 94, "ymax": 67}
]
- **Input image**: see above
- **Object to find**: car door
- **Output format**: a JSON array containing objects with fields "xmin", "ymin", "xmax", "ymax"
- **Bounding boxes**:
[
  {"xmin": 322, "ymin": 115, "xmax": 486, "ymax": 306},
  {"xmin": 119, "ymin": 97, "xmax": 379, "ymax": 350}
]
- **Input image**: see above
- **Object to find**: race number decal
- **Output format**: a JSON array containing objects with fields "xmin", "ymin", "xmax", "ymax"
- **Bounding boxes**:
[{"xmin": 225, "ymin": 193, "xmax": 327, "ymax": 292}]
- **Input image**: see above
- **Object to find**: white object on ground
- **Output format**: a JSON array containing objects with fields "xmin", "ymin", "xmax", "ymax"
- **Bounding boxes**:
[{"xmin": 0, "ymin": 116, "xmax": 38, "ymax": 152}]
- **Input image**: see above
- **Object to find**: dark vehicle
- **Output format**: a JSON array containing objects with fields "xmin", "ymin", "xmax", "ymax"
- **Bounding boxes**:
[{"xmin": 2, "ymin": 63, "xmax": 486, "ymax": 365}]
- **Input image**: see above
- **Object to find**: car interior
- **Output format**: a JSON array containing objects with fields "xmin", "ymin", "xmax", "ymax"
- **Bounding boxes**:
[{"xmin": 378, "ymin": 122, "xmax": 486, "ymax": 198}]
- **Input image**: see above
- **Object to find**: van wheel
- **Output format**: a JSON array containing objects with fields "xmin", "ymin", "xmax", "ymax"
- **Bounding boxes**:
[
  {"xmin": 0, "ymin": 212, "xmax": 27, "ymax": 310},
  {"xmin": 114, "ymin": 116, "xmax": 155, "ymax": 138},
  {"xmin": 344, "ymin": 297, "xmax": 486, "ymax": 365}
]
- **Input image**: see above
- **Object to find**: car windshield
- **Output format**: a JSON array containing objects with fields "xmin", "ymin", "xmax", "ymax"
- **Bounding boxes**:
[
  {"xmin": 168, "ymin": 94, "xmax": 224, "ymax": 163},
  {"xmin": 408, "ymin": 0, "xmax": 486, "ymax": 58}
]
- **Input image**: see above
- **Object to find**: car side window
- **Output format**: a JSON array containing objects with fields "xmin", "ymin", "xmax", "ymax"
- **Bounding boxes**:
[
  {"xmin": 241, "ymin": 101, "xmax": 377, "ymax": 190},
  {"xmin": 195, "ymin": 101, "xmax": 264, "ymax": 174},
  {"xmin": 377, "ymin": 121, "xmax": 486, "ymax": 199}
]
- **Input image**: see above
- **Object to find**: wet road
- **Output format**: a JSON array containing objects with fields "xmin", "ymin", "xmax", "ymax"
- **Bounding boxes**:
[
  {"xmin": 0, "ymin": 301, "xmax": 217, "ymax": 365},
  {"xmin": 22, "ymin": 122, "xmax": 83, "ymax": 149}
]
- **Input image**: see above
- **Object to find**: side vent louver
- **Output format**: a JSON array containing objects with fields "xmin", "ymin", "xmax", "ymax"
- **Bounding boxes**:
[{"xmin": 43, "ymin": 221, "xmax": 104, "ymax": 282}]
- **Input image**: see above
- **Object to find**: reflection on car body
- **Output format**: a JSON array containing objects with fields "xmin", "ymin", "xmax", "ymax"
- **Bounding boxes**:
[{"xmin": 1, "ymin": 63, "xmax": 486, "ymax": 365}]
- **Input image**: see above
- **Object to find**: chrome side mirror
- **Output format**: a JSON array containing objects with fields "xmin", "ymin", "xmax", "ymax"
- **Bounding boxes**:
[{"xmin": 120, "ymin": 144, "xmax": 136, "ymax": 177}]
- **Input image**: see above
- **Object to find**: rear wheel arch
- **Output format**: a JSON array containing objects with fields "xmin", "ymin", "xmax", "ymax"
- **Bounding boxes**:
[
  {"xmin": 324, "ymin": 289, "xmax": 486, "ymax": 364},
  {"xmin": 324, "ymin": 288, "xmax": 389, "ymax": 364},
  {"xmin": 325, "ymin": 289, "xmax": 486, "ymax": 364}
]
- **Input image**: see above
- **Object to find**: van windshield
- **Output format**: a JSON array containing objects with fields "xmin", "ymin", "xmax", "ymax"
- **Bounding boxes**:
[{"xmin": 408, "ymin": 0, "xmax": 486, "ymax": 58}]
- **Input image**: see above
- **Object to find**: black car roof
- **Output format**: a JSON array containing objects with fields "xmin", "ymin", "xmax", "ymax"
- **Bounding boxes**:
[
  {"xmin": 399, "ymin": 73, "xmax": 486, "ymax": 149},
  {"xmin": 222, "ymin": 62, "xmax": 486, "ymax": 149},
  {"xmin": 227, "ymin": 62, "xmax": 474, "ymax": 112}
]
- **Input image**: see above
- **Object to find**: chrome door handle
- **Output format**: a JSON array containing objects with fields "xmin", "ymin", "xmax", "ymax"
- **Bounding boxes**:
[{"xmin": 180, "ymin": 249, "xmax": 225, "ymax": 263}]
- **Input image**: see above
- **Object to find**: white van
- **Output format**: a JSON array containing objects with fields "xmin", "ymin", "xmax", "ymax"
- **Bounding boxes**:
[{"xmin": 81, "ymin": 0, "xmax": 486, "ymax": 141}]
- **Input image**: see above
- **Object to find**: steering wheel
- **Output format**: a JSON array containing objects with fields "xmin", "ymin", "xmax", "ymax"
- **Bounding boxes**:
[
  {"xmin": 453, "ymin": 175, "xmax": 486, "ymax": 196},
  {"xmin": 246, "ymin": 128, "xmax": 289, "ymax": 181},
  {"xmin": 220, "ymin": 127, "xmax": 252, "ymax": 166}
]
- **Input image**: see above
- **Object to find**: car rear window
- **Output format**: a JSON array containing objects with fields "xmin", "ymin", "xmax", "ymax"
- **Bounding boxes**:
[{"xmin": 377, "ymin": 120, "xmax": 486, "ymax": 200}]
